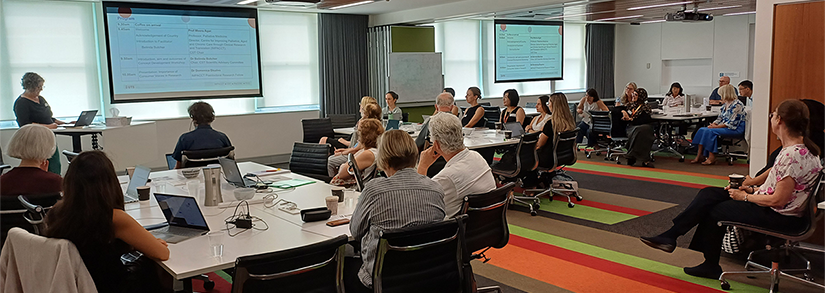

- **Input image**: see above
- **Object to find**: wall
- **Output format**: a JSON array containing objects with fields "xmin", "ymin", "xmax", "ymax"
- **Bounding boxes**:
[
  {"xmin": 0, "ymin": 110, "xmax": 319, "ymax": 173},
  {"xmin": 614, "ymin": 15, "xmax": 754, "ymax": 98}
]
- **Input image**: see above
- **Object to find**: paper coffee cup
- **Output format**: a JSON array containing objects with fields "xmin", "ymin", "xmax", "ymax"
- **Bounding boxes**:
[
  {"xmin": 729, "ymin": 174, "xmax": 745, "ymax": 189},
  {"xmin": 331, "ymin": 186, "xmax": 345, "ymax": 202},
  {"xmin": 137, "ymin": 186, "xmax": 151, "ymax": 201},
  {"xmin": 325, "ymin": 196, "xmax": 339, "ymax": 215}
]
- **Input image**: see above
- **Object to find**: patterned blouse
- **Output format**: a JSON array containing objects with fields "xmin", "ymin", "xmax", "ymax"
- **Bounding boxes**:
[
  {"xmin": 758, "ymin": 144, "xmax": 822, "ymax": 217},
  {"xmin": 713, "ymin": 100, "xmax": 746, "ymax": 131}
]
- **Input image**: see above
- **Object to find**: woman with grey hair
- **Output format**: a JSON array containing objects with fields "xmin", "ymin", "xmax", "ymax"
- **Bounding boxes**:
[
  {"xmin": 13, "ymin": 72, "xmax": 66, "ymax": 174},
  {"xmin": 417, "ymin": 113, "xmax": 496, "ymax": 217},
  {"xmin": 1, "ymin": 124, "xmax": 62, "ymax": 196}
]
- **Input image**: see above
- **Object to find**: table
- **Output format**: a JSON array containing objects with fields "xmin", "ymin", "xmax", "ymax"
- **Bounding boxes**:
[
  {"xmin": 650, "ymin": 112, "xmax": 719, "ymax": 160},
  {"xmin": 53, "ymin": 121, "xmax": 154, "ymax": 153},
  {"xmin": 123, "ymin": 162, "xmax": 352, "ymax": 291},
  {"xmin": 333, "ymin": 127, "xmax": 517, "ymax": 151}
]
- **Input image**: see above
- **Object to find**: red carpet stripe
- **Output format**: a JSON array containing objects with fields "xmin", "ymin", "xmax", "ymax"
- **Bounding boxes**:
[
  {"xmin": 508, "ymin": 235, "xmax": 724, "ymax": 293},
  {"xmin": 567, "ymin": 167, "xmax": 711, "ymax": 189},
  {"xmin": 511, "ymin": 186, "xmax": 652, "ymax": 217}
]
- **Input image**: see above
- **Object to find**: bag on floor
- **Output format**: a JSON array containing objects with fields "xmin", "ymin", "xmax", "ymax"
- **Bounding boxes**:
[
  {"xmin": 550, "ymin": 171, "xmax": 578, "ymax": 194},
  {"xmin": 721, "ymin": 226, "xmax": 743, "ymax": 254}
]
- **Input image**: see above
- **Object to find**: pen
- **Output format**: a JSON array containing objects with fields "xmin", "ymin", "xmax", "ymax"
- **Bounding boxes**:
[{"xmin": 264, "ymin": 169, "xmax": 282, "ymax": 172}]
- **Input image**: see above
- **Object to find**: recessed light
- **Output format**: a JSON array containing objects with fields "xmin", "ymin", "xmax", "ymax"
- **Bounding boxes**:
[
  {"xmin": 329, "ymin": 0, "xmax": 373, "ymax": 10},
  {"xmin": 595, "ymin": 15, "xmax": 644, "ymax": 21},
  {"xmin": 545, "ymin": 10, "xmax": 614, "ymax": 20},
  {"xmin": 641, "ymin": 19, "xmax": 666, "ymax": 24},
  {"xmin": 237, "ymin": 0, "xmax": 256, "ymax": 4},
  {"xmin": 723, "ymin": 11, "xmax": 756, "ymax": 16},
  {"xmin": 697, "ymin": 5, "xmax": 742, "ymax": 12},
  {"xmin": 628, "ymin": 1, "xmax": 693, "ymax": 11}
]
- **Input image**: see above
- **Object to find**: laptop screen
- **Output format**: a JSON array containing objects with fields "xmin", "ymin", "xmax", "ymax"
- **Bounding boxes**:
[
  {"xmin": 385, "ymin": 119, "xmax": 401, "ymax": 131},
  {"xmin": 125, "ymin": 165, "xmax": 151, "ymax": 198},
  {"xmin": 218, "ymin": 157, "xmax": 244, "ymax": 186},
  {"xmin": 154, "ymin": 193, "xmax": 209, "ymax": 230},
  {"xmin": 165, "ymin": 154, "xmax": 177, "ymax": 170},
  {"xmin": 504, "ymin": 122, "xmax": 525, "ymax": 138}
]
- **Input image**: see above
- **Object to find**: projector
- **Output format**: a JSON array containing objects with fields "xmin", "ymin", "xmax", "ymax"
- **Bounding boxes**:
[{"xmin": 665, "ymin": 11, "xmax": 713, "ymax": 22}]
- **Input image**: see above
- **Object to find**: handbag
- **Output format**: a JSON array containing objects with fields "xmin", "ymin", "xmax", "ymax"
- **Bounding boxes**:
[{"xmin": 721, "ymin": 226, "xmax": 743, "ymax": 254}]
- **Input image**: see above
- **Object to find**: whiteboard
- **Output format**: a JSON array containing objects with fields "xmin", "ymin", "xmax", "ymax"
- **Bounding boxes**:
[{"xmin": 389, "ymin": 53, "xmax": 444, "ymax": 104}]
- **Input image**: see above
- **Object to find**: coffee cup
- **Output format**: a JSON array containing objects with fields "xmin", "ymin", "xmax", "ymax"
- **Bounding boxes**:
[
  {"xmin": 729, "ymin": 174, "xmax": 745, "ymax": 189},
  {"xmin": 331, "ymin": 186, "xmax": 345, "ymax": 202},
  {"xmin": 325, "ymin": 196, "xmax": 339, "ymax": 215},
  {"xmin": 494, "ymin": 122, "xmax": 502, "ymax": 130},
  {"xmin": 705, "ymin": 105, "xmax": 712, "ymax": 112},
  {"xmin": 137, "ymin": 186, "xmax": 151, "ymax": 201},
  {"xmin": 504, "ymin": 130, "xmax": 512, "ymax": 139}
]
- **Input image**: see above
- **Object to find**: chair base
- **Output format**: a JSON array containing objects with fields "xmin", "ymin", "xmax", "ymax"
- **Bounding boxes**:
[
  {"xmin": 719, "ymin": 242, "xmax": 824, "ymax": 291},
  {"xmin": 512, "ymin": 176, "xmax": 583, "ymax": 216}
]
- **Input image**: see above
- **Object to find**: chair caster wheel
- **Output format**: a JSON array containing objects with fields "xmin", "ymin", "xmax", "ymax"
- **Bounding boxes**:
[
  {"xmin": 604, "ymin": 157, "xmax": 610, "ymax": 161},
  {"xmin": 567, "ymin": 202, "xmax": 575, "ymax": 208},
  {"xmin": 575, "ymin": 195, "xmax": 583, "ymax": 201},
  {"xmin": 720, "ymin": 280, "xmax": 730, "ymax": 290},
  {"xmin": 650, "ymin": 157, "xmax": 655, "ymax": 162},
  {"xmin": 530, "ymin": 210, "xmax": 537, "ymax": 216},
  {"xmin": 532, "ymin": 203, "xmax": 541, "ymax": 210},
  {"xmin": 586, "ymin": 154, "xmax": 592, "ymax": 159},
  {"xmin": 204, "ymin": 280, "xmax": 216, "ymax": 291},
  {"xmin": 679, "ymin": 157, "xmax": 685, "ymax": 162},
  {"xmin": 616, "ymin": 160, "xmax": 621, "ymax": 165}
]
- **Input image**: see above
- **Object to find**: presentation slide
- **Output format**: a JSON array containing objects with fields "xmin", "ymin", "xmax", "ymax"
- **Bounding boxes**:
[
  {"xmin": 103, "ymin": 2, "xmax": 262, "ymax": 103},
  {"xmin": 494, "ymin": 20, "xmax": 563, "ymax": 83}
]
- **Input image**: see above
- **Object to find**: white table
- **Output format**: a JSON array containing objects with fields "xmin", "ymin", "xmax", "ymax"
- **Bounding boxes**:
[
  {"xmin": 123, "ymin": 162, "xmax": 350, "ymax": 284},
  {"xmin": 464, "ymin": 129, "xmax": 519, "ymax": 150},
  {"xmin": 53, "ymin": 121, "xmax": 155, "ymax": 153}
]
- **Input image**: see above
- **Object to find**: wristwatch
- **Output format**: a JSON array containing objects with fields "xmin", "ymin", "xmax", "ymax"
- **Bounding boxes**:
[{"xmin": 744, "ymin": 194, "xmax": 749, "ymax": 202}]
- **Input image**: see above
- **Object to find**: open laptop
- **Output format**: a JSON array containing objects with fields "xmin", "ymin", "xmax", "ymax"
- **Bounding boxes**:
[
  {"xmin": 62, "ymin": 110, "xmax": 98, "ymax": 128},
  {"xmin": 147, "ymin": 193, "xmax": 210, "ymax": 244},
  {"xmin": 218, "ymin": 157, "xmax": 256, "ymax": 188},
  {"xmin": 124, "ymin": 165, "xmax": 151, "ymax": 203},
  {"xmin": 385, "ymin": 119, "xmax": 401, "ymax": 131},
  {"xmin": 165, "ymin": 154, "xmax": 177, "ymax": 170},
  {"xmin": 503, "ymin": 122, "xmax": 525, "ymax": 139}
]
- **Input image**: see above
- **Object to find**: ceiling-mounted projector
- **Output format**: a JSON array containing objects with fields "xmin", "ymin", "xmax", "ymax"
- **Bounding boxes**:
[{"xmin": 665, "ymin": 11, "xmax": 713, "ymax": 22}]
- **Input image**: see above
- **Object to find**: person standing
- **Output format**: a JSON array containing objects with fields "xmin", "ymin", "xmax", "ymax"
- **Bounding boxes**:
[{"xmin": 13, "ymin": 72, "xmax": 66, "ymax": 174}]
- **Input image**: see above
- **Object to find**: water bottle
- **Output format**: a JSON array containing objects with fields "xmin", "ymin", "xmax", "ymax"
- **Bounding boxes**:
[{"xmin": 203, "ymin": 166, "xmax": 223, "ymax": 206}]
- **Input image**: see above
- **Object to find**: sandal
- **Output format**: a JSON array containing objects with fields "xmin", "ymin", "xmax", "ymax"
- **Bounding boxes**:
[
  {"xmin": 701, "ymin": 159, "xmax": 716, "ymax": 165},
  {"xmin": 690, "ymin": 157, "xmax": 704, "ymax": 164},
  {"xmin": 642, "ymin": 161, "xmax": 655, "ymax": 168}
]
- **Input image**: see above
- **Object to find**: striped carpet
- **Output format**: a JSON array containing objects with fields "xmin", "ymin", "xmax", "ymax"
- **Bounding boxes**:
[{"xmin": 196, "ymin": 157, "xmax": 822, "ymax": 292}]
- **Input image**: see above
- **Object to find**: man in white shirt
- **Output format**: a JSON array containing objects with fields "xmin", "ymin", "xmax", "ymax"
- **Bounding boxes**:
[{"xmin": 417, "ymin": 112, "xmax": 497, "ymax": 217}]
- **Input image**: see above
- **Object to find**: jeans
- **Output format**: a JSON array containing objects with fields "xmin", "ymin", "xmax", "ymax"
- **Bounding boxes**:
[{"xmin": 576, "ymin": 121, "xmax": 598, "ymax": 147}]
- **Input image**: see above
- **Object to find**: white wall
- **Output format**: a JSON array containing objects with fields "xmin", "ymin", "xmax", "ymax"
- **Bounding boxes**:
[
  {"xmin": 614, "ymin": 15, "xmax": 754, "ymax": 99},
  {"xmin": 1, "ymin": 111, "xmax": 319, "ymax": 173}
]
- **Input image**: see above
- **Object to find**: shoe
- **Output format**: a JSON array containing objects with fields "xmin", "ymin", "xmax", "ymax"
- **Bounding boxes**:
[
  {"xmin": 640, "ymin": 236, "xmax": 676, "ymax": 253},
  {"xmin": 626, "ymin": 157, "xmax": 637, "ymax": 166},
  {"xmin": 701, "ymin": 159, "xmax": 716, "ymax": 165},
  {"xmin": 683, "ymin": 263, "xmax": 723, "ymax": 279},
  {"xmin": 642, "ymin": 162, "xmax": 655, "ymax": 168}
]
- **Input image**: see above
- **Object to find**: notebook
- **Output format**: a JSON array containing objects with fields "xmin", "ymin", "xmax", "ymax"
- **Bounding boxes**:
[
  {"xmin": 147, "ymin": 193, "xmax": 210, "ymax": 244},
  {"xmin": 269, "ymin": 178, "xmax": 315, "ymax": 189}
]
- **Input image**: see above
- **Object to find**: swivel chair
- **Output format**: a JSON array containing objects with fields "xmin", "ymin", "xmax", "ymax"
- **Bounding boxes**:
[
  {"xmin": 62, "ymin": 150, "xmax": 79, "ymax": 163},
  {"xmin": 459, "ymin": 183, "xmax": 515, "ymax": 293},
  {"xmin": 584, "ymin": 110, "xmax": 628, "ymax": 162},
  {"xmin": 482, "ymin": 106, "xmax": 501, "ymax": 129},
  {"xmin": 1, "ymin": 194, "xmax": 58, "ymax": 249},
  {"xmin": 0, "ymin": 146, "xmax": 9, "ymax": 175},
  {"xmin": 180, "ymin": 146, "xmax": 235, "ymax": 168},
  {"xmin": 522, "ymin": 129, "xmax": 582, "ymax": 212},
  {"xmin": 489, "ymin": 133, "xmax": 541, "ymax": 215},
  {"xmin": 347, "ymin": 153, "xmax": 377, "ymax": 192},
  {"xmin": 289, "ymin": 142, "xmax": 333, "ymax": 183}
]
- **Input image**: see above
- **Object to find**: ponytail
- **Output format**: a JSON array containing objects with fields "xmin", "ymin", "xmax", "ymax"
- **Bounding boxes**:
[{"xmin": 804, "ymin": 137, "xmax": 821, "ymax": 157}]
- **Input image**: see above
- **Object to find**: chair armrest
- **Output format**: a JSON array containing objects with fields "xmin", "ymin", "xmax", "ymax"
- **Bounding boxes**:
[{"xmin": 718, "ymin": 220, "xmax": 809, "ymax": 241}]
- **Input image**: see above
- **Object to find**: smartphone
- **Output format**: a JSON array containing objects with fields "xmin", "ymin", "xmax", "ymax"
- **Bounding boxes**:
[{"xmin": 326, "ymin": 219, "xmax": 350, "ymax": 227}]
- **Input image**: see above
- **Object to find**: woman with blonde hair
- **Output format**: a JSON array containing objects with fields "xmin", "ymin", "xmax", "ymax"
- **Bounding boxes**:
[
  {"xmin": 535, "ymin": 93, "xmax": 576, "ymax": 167},
  {"xmin": 1, "ymin": 124, "xmax": 62, "ymax": 196},
  {"xmin": 616, "ymin": 82, "xmax": 638, "ymax": 106},
  {"xmin": 690, "ymin": 84, "xmax": 746, "ymax": 165}
]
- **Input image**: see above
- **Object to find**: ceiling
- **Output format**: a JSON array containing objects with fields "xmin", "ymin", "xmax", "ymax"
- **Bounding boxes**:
[{"xmin": 122, "ymin": 0, "xmax": 757, "ymax": 23}]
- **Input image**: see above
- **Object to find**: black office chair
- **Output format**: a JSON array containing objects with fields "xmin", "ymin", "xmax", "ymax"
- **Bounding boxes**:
[
  {"xmin": 62, "ymin": 150, "xmax": 79, "ymax": 163},
  {"xmin": 346, "ymin": 153, "xmax": 377, "ymax": 192},
  {"xmin": 402, "ymin": 112, "xmax": 409, "ymax": 123},
  {"xmin": 231, "ymin": 235, "xmax": 348, "ymax": 293},
  {"xmin": 1, "ymin": 194, "xmax": 59, "ymax": 249},
  {"xmin": 482, "ymin": 106, "xmax": 501, "ymax": 129},
  {"xmin": 180, "ymin": 146, "xmax": 235, "ymax": 168},
  {"xmin": 490, "ymin": 133, "xmax": 540, "ymax": 215},
  {"xmin": 597, "ymin": 109, "xmax": 630, "ymax": 163},
  {"xmin": 289, "ymin": 142, "xmax": 333, "ymax": 183},
  {"xmin": 372, "ymin": 215, "xmax": 468, "ymax": 293},
  {"xmin": 459, "ymin": 183, "xmax": 515, "ymax": 293},
  {"xmin": 478, "ymin": 102, "xmax": 491, "ymax": 106},
  {"xmin": 302, "ymin": 118, "xmax": 337, "ymax": 144},
  {"xmin": 523, "ymin": 129, "xmax": 583, "ymax": 211},
  {"xmin": 717, "ymin": 112, "xmax": 749, "ymax": 165},
  {"xmin": 328, "ymin": 114, "xmax": 359, "ymax": 141},
  {"xmin": 718, "ymin": 172, "xmax": 824, "ymax": 292}
]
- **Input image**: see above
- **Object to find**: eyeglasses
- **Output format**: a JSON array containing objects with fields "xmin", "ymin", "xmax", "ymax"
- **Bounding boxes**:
[{"xmin": 769, "ymin": 112, "xmax": 775, "ymax": 119}]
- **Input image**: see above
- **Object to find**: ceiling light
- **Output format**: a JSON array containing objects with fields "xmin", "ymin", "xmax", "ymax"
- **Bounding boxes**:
[
  {"xmin": 697, "ymin": 5, "xmax": 742, "ymax": 12},
  {"xmin": 544, "ymin": 10, "xmax": 614, "ymax": 20},
  {"xmin": 628, "ymin": 1, "xmax": 693, "ymax": 11},
  {"xmin": 237, "ymin": 0, "xmax": 256, "ymax": 4},
  {"xmin": 595, "ymin": 14, "xmax": 644, "ymax": 21},
  {"xmin": 329, "ymin": 0, "xmax": 373, "ymax": 10},
  {"xmin": 723, "ymin": 11, "xmax": 756, "ymax": 16},
  {"xmin": 641, "ymin": 19, "xmax": 666, "ymax": 24}
]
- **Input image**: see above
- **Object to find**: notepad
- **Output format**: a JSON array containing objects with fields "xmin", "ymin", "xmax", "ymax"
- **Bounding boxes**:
[{"xmin": 270, "ymin": 178, "xmax": 315, "ymax": 189}]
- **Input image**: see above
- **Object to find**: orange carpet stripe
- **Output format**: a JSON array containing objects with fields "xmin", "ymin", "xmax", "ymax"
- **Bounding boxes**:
[
  {"xmin": 483, "ymin": 244, "xmax": 676, "ymax": 293},
  {"xmin": 575, "ymin": 160, "xmax": 729, "ymax": 180}
]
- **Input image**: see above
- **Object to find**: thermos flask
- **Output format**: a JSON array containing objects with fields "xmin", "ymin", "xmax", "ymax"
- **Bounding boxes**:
[{"xmin": 203, "ymin": 166, "xmax": 223, "ymax": 206}]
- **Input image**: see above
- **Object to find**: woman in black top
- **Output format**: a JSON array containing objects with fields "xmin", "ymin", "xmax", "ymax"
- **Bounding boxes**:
[
  {"xmin": 621, "ymin": 88, "xmax": 656, "ymax": 167},
  {"xmin": 501, "ymin": 89, "xmax": 526, "ymax": 127},
  {"xmin": 461, "ymin": 87, "xmax": 486, "ymax": 128},
  {"xmin": 13, "ymin": 72, "xmax": 65, "ymax": 174}
]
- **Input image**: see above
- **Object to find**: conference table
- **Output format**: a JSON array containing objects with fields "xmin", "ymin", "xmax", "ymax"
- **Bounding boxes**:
[
  {"xmin": 53, "ymin": 121, "xmax": 155, "ymax": 153},
  {"xmin": 123, "ymin": 162, "xmax": 355, "ymax": 292},
  {"xmin": 650, "ymin": 111, "xmax": 719, "ymax": 160},
  {"xmin": 333, "ymin": 127, "xmax": 519, "ymax": 150}
]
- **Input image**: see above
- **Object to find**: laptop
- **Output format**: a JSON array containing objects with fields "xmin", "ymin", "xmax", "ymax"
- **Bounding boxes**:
[
  {"xmin": 124, "ymin": 165, "xmax": 151, "ymax": 203},
  {"xmin": 165, "ymin": 154, "xmax": 177, "ymax": 170},
  {"xmin": 147, "ymin": 193, "xmax": 210, "ymax": 244},
  {"xmin": 503, "ymin": 122, "xmax": 525, "ymax": 139},
  {"xmin": 218, "ymin": 157, "xmax": 256, "ymax": 188},
  {"xmin": 62, "ymin": 110, "xmax": 98, "ymax": 128},
  {"xmin": 385, "ymin": 119, "xmax": 401, "ymax": 131}
]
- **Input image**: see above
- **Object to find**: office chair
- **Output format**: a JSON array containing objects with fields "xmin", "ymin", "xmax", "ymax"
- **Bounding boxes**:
[
  {"xmin": 289, "ymin": 142, "xmax": 333, "ymax": 183},
  {"xmin": 583, "ymin": 110, "xmax": 628, "ymax": 162},
  {"xmin": 717, "ymin": 112, "xmax": 749, "ymax": 165},
  {"xmin": 1, "ymin": 194, "xmax": 58, "ymax": 249},
  {"xmin": 302, "ymin": 118, "xmax": 337, "ymax": 144},
  {"xmin": 62, "ymin": 150, "xmax": 79, "ymax": 163},
  {"xmin": 0, "ymin": 146, "xmax": 9, "ymax": 175},
  {"xmin": 1, "ymin": 228, "xmax": 96, "ymax": 292},
  {"xmin": 489, "ymin": 133, "xmax": 542, "ymax": 215},
  {"xmin": 459, "ymin": 183, "xmax": 515, "ymax": 293},
  {"xmin": 478, "ymin": 102, "xmax": 491, "ymax": 106},
  {"xmin": 402, "ymin": 112, "xmax": 409, "ymax": 123},
  {"xmin": 372, "ymin": 215, "xmax": 468, "ymax": 293},
  {"xmin": 328, "ymin": 114, "xmax": 359, "ymax": 141},
  {"xmin": 718, "ymin": 172, "xmax": 824, "ymax": 292},
  {"xmin": 231, "ymin": 235, "xmax": 348, "ymax": 293},
  {"xmin": 180, "ymin": 146, "xmax": 235, "ymax": 168},
  {"xmin": 522, "ymin": 129, "xmax": 583, "ymax": 211},
  {"xmin": 346, "ymin": 153, "xmax": 377, "ymax": 192},
  {"xmin": 482, "ymin": 106, "xmax": 501, "ymax": 129}
]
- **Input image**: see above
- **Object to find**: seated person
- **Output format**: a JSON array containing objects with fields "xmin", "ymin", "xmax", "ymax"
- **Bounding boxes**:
[
  {"xmin": 575, "ymin": 89, "xmax": 609, "ymax": 146},
  {"xmin": 663, "ymin": 82, "xmax": 686, "ymax": 107},
  {"xmin": 461, "ymin": 87, "xmax": 486, "ymax": 128},
  {"xmin": 621, "ymin": 88, "xmax": 656, "ymax": 167},
  {"xmin": 641, "ymin": 100, "xmax": 822, "ymax": 280},
  {"xmin": 1, "ymin": 124, "xmax": 62, "ymax": 196},
  {"xmin": 615, "ymin": 82, "xmax": 637, "ymax": 106},
  {"xmin": 691, "ymin": 84, "xmax": 746, "ymax": 165},
  {"xmin": 417, "ymin": 93, "xmax": 455, "ymax": 152},
  {"xmin": 382, "ymin": 91, "xmax": 402, "ymax": 120},
  {"xmin": 708, "ymin": 76, "xmax": 738, "ymax": 106},
  {"xmin": 171, "ymin": 101, "xmax": 231, "ymax": 169},
  {"xmin": 438, "ymin": 88, "xmax": 461, "ymax": 116},
  {"xmin": 324, "ymin": 96, "xmax": 379, "ymax": 149},
  {"xmin": 527, "ymin": 95, "xmax": 552, "ymax": 134},
  {"xmin": 326, "ymin": 103, "xmax": 382, "ymax": 175},
  {"xmin": 346, "ymin": 129, "xmax": 446, "ymax": 292},
  {"xmin": 44, "ymin": 151, "xmax": 170, "ymax": 293},
  {"xmin": 329, "ymin": 118, "xmax": 384, "ymax": 186},
  {"xmin": 417, "ymin": 114, "xmax": 496, "ymax": 217},
  {"xmin": 501, "ymin": 89, "xmax": 526, "ymax": 127},
  {"xmin": 537, "ymin": 93, "xmax": 577, "ymax": 164},
  {"xmin": 738, "ymin": 80, "xmax": 754, "ymax": 108}
]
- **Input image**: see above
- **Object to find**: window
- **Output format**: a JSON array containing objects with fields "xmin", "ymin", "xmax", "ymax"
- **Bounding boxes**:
[
  {"xmin": 258, "ymin": 11, "xmax": 319, "ymax": 108},
  {"xmin": 434, "ymin": 21, "xmax": 480, "ymax": 99},
  {"xmin": 554, "ymin": 23, "xmax": 586, "ymax": 92}
]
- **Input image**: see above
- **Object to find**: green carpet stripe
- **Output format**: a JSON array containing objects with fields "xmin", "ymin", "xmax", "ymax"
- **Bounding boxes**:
[
  {"xmin": 509, "ymin": 225, "xmax": 766, "ymax": 292},
  {"xmin": 536, "ymin": 197, "xmax": 637, "ymax": 224},
  {"xmin": 215, "ymin": 270, "xmax": 233, "ymax": 283},
  {"xmin": 569, "ymin": 163, "xmax": 728, "ymax": 186}
]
